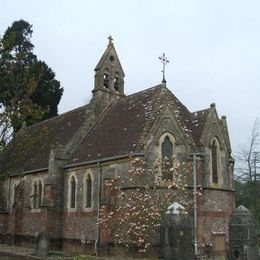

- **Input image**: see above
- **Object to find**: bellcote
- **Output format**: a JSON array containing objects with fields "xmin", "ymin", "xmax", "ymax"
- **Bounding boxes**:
[{"xmin": 92, "ymin": 37, "xmax": 125, "ymax": 99}]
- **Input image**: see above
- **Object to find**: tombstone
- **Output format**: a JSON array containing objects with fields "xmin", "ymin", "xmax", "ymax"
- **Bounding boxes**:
[
  {"xmin": 229, "ymin": 205, "xmax": 258, "ymax": 260},
  {"xmin": 160, "ymin": 202, "xmax": 193, "ymax": 260},
  {"xmin": 36, "ymin": 231, "xmax": 50, "ymax": 257}
]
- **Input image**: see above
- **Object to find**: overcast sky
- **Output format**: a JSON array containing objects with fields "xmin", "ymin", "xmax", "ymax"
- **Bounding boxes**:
[{"xmin": 1, "ymin": 0, "xmax": 260, "ymax": 153}]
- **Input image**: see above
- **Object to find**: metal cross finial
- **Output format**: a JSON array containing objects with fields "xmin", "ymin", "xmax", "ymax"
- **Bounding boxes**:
[
  {"xmin": 159, "ymin": 53, "xmax": 169, "ymax": 84},
  {"xmin": 108, "ymin": 35, "xmax": 113, "ymax": 45}
]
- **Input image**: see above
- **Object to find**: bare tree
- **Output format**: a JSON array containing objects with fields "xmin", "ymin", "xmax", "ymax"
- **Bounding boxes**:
[
  {"xmin": 236, "ymin": 118, "xmax": 260, "ymax": 182},
  {"xmin": 235, "ymin": 118, "xmax": 260, "ymax": 227}
]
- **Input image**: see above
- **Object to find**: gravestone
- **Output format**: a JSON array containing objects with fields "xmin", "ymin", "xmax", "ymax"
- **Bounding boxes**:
[
  {"xmin": 36, "ymin": 231, "xmax": 50, "ymax": 257},
  {"xmin": 229, "ymin": 205, "xmax": 258, "ymax": 260},
  {"xmin": 160, "ymin": 202, "xmax": 193, "ymax": 260}
]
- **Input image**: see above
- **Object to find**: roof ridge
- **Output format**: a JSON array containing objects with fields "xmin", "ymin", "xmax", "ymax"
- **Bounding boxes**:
[
  {"xmin": 191, "ymin": 107, "xmax": 211, "ymax": 115},
  {"xmin": 116, "ymin": 83, "xmax": 165, "ymax": 102}
]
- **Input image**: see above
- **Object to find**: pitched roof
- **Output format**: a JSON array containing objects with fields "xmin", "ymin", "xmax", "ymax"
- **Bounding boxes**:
[
  {"xmin": 0, "ymin": 84, "xmax": 210, "ymax": 174},
  {"xmin": 190, "ymin": 108, "xmax": 211, "ymax": 145},
  {"xmin": 0, "ymin": 105, "xmax": 86, "ymax": 174},
  {"xmin": 68, "ymin": 85, "xmax": 209, "ymax": 165}
]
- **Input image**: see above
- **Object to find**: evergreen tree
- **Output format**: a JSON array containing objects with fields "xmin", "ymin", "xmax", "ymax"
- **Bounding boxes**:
[{"xmin": 0, "ymin": 20, "xmax": 63, "ymax": 136}]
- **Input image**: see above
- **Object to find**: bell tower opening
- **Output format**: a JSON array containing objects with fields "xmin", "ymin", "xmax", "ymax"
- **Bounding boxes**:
[{"xmin": 103, "ymin": 69, "xmax": 109, "ymax": 89}]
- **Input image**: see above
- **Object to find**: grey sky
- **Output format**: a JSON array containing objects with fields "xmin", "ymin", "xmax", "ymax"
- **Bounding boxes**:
[{"xmin": 1, "ymin": 0, "xmax": 260, "ymax": 152}]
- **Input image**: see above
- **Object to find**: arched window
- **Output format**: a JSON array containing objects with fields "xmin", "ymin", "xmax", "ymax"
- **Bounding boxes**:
[
  {"xmin": 70, "ymin": 176, "xmax": 76, "ymax": 209},
  {"xmin": 103, "ymin": 69, "xmax": 110, "ymax": 88},
  {"xmin": 162, "ymin": 136, "xmax": 173, "ymax": 161},
  {"xmin": 32, "ymin": 181, "xmax": 37, "ymax": 209},
  {"xmin": 113, "ymin": 72, "xmax": 120, "ymax": 91},
  {"xmin": 11, "ymin": 181, "xmax": 19, "ymax": 209},
  {"xmin": 114, "ymin": 77, "xmax": 119, "ymax": 91},
  {"xmin": 211, "ymin": 138, "xmax": 220, "ymax": 184},
  {"xmin": 161, "ymin": 135, "xmax": 174, "ymax": 180},
  {"xmin": 86, "ymin": 174, "xmax": 93, "ymax": 208},
  {"xmin": 31, "ymin": 179, "xmax": 44, "ymax": 210},
  {"xmin": 37, "ymin": 181, "xmax": 42, "ymax": 208}
]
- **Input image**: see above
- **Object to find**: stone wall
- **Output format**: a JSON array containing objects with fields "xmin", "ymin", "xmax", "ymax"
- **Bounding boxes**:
[
  {"xmin": 62, "ymin": 161, "xmax": 131, "ymax": 244},
  {"xmin": 0, "ymin": 107, "xmax": 235, "ymax": 258},
  {"xmin": 0, "ymin": 159, "xmax": 133, "ymax": 252}
]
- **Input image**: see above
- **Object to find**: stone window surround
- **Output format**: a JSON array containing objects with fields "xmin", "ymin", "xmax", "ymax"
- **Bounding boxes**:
[
  {"xmin": 156, "ymin": 132, "xmax": 176, "ymax": 183},
  {"xmin": 10, "ymin": 180, "xmax": 20, "ymax": 211},
  {"xmin": 83, "ymin": 170, "xmax": 94, "ymax": 212},
  {"xmin": 67, "ymin": 172, "xmax": 78, "ymax": 212},
  {"xmin": 31, "ymin": 178, "xmax": 44, "ymax": 212},
  {"xmin": 209, "ymin": 137, "xmax": 223, "ymax": 187}
]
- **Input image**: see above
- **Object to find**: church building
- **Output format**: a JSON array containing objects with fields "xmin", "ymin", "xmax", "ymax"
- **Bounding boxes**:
[{"xmin": 0, "ymin": 38, "xmax": 235, "ymax": 257}]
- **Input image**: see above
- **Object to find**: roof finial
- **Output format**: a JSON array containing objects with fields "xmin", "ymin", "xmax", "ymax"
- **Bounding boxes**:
[
  {"xmin": 108, "ymin": 35, "xmax": 113, "ymax": 45},
  {"xmin": 159, "ymin": 53, "xmax": 169, "ymax": 84}
]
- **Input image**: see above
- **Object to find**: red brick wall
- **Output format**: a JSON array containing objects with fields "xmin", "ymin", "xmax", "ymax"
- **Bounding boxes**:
[
  {"xmin": 0, "ymin": 212, "xmax": 8, "ymax": 234},
  {"xmin": 197, "ymin": 189, "xmax": 234, "ymax": 247}
]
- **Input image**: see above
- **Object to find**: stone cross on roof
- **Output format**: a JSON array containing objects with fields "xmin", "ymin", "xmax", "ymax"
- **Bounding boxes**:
[
  {"xmin": 108, "ymin": 35, "xmax": 113, "ymax": 45},
  {"xmin": 159, "ymin": 53, "xmax": 169, "ymax": 84}
]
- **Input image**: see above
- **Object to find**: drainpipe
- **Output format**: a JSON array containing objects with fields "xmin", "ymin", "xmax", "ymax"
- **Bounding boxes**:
[
  {"xmin": 95, "ymin": 161, "xmax": 102, "ymax": 256},
  {"xmin": 7, "ymin": 175, "xmax": 11, "ymax": 211},
  {"xmin": 192, "ymin": 152, "xmax": 203, "ymax": 259}
]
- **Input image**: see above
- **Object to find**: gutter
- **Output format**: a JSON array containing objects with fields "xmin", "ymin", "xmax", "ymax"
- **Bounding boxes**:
[
  {"xmin": 93, "ymin": 152, "xmax": 144, "ymax": 255},
  {"xmin": 9, "ymin": 167, "xmax": 48, "ymax": 177},
  {"xmin": 9, "ymin": 153, "xmax": 145, "ymax": 177},
  {"xmin": 64, "ymin": 152, "xmax": 144, "ymax": 169},
  {"xmin": 95, "ymin": 161, "xmax": 102, "ymax": 256},
  {"xmin": 7, "ymin": 175, "xmax": 11, "ymax": 211}
]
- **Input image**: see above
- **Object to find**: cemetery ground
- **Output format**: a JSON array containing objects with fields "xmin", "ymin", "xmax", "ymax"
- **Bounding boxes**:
[{"xmin": 0, "ymin": 243, "xmax": 156, "ymax": 260}]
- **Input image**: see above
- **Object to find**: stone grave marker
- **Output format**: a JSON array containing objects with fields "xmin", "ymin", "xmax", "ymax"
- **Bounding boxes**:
[{"xmin": 36, "ymin": 231, "xmax": 50, "ymax": 257}]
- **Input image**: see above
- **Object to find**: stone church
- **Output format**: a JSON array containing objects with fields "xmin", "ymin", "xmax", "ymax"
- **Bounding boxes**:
[{"xmin": 0, "ymin": 38, "xmax": 235, "ymax": 257}]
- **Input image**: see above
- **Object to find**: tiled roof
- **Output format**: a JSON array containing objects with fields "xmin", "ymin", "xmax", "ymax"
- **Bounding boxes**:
[
  {"xmin": 0, "ymin": 84, "xmax": 210, "ymax": 174},
  {"xmin": 68, "ymin": 85, "xmax": 209, "ymax": 165},
  {"xmin": 190, "ymin": 108, "xmax": 211, "ymax": 145},
  {"xmin": 0, "ymin": 105, "xmax": 86, "ymax": 174}
]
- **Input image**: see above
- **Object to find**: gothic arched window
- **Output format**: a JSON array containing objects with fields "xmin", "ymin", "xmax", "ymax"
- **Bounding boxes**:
[
  {"xmin": 161, "ymin": 135, "xmax": 174, "ymax": 180},
  {"xmin": 31, "ymin": 179, "xmax": 44, "ymax": 210},
  {"xmin": 162, "ymin": 136, "xmax": 173, "ymax": 160},
  {"xmin": 211, "ymin": 139, "xmax": 220, "ymax": 184},
  {"xmin": 69, "ymin": 175, "xmax": 76, "ymax": 209},
  {"xmin": 103, "ymin": 69, "xmax": 110, "ymax": 88},
  {"xmin": 11, "ymin": 182, "xmax": 18, "ymax": 208},
  {"xmin": 32, "ymin": 181, "xmax": 37, "ymax": 209},
  {"xmin": 113, "ymin": 72, "xmax": 120, "ymax": 91},
  {"xmin": 37, "ymin": 181, "xmax": 42, "ymax": 208},
  {"xmin": 85, "ymin": 174, "xmax": 93, "ymax": 208},
  {"xmin": 114, "ymin": 77, "xmax": 119, "ymax": 91}
]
